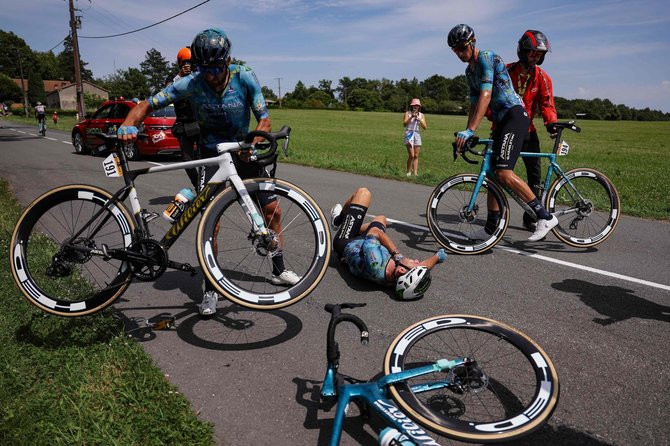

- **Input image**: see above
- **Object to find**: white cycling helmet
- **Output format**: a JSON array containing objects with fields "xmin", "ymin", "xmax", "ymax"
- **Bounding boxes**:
[{"xmin": 395, "ymin": 266, "xmax": 432, "ymax": 300}]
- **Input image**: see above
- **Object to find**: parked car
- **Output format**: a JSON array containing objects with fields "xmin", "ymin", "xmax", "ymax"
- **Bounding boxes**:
[{"xmin": 71, "ymin": 98, "xmax": 181, "ymax": 160}]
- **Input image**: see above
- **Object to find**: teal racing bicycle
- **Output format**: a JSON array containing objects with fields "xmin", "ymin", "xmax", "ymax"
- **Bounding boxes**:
[
  {"xmin": 320, "ymin": 303, "xmax": 559, "ymax": 445},
  {"xmin": 427, "ymin": 121, "xmax": 620, "ymax": 254}
]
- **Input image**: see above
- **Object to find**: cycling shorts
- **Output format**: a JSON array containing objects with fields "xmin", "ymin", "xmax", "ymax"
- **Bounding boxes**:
[{"xmin": 491, "ymin": 105, "xmax": 529, "ymax": 170}]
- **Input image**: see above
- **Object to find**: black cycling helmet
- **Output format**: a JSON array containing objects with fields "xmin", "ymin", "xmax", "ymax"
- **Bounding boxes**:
[
  {"xmin": 447, "ymin": 24, "xmax": 475, "ymax": 48},
  {"xmin": 517, "ymin": 30, "xmax": 550, "ymax": 65},
  {"xmin": 190, "ymin": 28, "xmax": 232, "ymax": 66}
]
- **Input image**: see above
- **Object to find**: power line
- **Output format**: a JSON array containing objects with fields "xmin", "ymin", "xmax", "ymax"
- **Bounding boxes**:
[
  {"xmin": 79, "ymin": 0, "xmax": 210, "ymax": 39},
  {"xmin": 46, "ymin": 37, "xmax": 67, "ymax": 53}
]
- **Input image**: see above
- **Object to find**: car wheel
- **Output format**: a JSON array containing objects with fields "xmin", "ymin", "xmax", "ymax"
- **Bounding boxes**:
[
  {"xmin": 72, "ymin": 132, "xmax": 88, "ymax": 154},
  {"xmin": 123, "ymin": 142, "xmax": 141, "ymax": 161}
]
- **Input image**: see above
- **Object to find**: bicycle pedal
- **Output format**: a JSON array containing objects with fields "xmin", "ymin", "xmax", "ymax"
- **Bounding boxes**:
[
  {"xmin": 168, "ymin": 260, "xmax": 197, "ymax": 276},
  {"xmin": 141, "ymin": 210, "xmax": 160, "ymax": 223}
]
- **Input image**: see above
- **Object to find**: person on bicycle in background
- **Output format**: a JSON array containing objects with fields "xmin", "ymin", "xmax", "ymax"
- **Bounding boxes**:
[
  {"xmin": 330, "ymin": 187, "xmax": 446, "ymax": 300},
  {"xmin": 507, "ymin": 30, "xmax": 558, "ymax": 230},
  {"xmin": 448, "ymin": 24, "xmax": 557, "ymax": 242},
  {"xmin": 118, "ymin": 28, "xmax": 300, "ymax": 316},
  {"xmin": 171, "ymin": 46, "xmax": 200, "ymax": 189},
  {"xmin": 35, "ymin": 102, "xmax": 46, "ymax": 135}
]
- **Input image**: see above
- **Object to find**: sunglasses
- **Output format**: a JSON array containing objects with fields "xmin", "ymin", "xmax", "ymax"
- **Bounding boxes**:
[
  {"xmin": 451, "ymin": 40, "xmax": 473, "ymax": 53},
  {"xmin": 197, "ymin": 64, "xmax": 227, "ymax": 76}
]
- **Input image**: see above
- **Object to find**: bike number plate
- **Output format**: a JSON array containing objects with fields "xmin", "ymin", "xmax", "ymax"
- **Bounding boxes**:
[
  {"xmin": 102, "ymin": 153, "xmax": 123, "ymax": 177},
  {"xmin": 558, "ymin": 140, "xmax": 570, "ymax": 156}
]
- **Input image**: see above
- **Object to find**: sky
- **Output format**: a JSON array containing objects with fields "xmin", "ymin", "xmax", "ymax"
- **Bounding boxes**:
[{"xmin": 2, "ymin": 0, "xmax": 670, "ymax": 113}]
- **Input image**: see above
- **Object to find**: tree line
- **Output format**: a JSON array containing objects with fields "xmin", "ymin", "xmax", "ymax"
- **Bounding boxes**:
[{"xmin": 1, "ymin": 29, "xmax": 668, "ymax": 121}]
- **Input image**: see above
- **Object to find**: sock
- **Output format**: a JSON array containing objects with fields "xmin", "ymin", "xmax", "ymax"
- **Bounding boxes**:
[
  {"xmin": 333, "ymin": 214, "xmax": 343, "ymax": 227},
  {"xmin": 485, "ymin": 211, "xmax": 500, "ymax": 234},
  {"xmin": 527, "ymin": 198, "xmax": 551, "ymax": 220},
  {"xmin": 272, "ymin": 253, "xmax": 285, "ymax": 276}
]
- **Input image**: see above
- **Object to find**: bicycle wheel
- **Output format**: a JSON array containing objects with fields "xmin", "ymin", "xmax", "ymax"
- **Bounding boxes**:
[
  {"xmin": 197, "ymin": 178, "xmax": 331, "ymax": 310},
  {"xmin": 11, "ymin": 185, "xmax": 136, "ymax": 316},
  {"xmin": 427, "ymin": 174, "xmax": 509, "ymax": 255},
  {"xmin": 546, "ymin": 168, "xmax": 620, "ymax": 247},
  {"xmin": 384, "ymin": 315, "xmax": 559, "ymax": 443}
]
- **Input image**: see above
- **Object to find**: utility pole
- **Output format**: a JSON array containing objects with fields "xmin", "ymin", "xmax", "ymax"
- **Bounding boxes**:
[
  {"xmin": 16, "ymin": 48, "xmax": 28, "ymax": 117},
  {"xmin": 69, "ymin": 0, "xmax": 85, "ymax": 119},
  {"xmin": 275, "ymin": 77, "xmax": 282, "ymax": 108}
]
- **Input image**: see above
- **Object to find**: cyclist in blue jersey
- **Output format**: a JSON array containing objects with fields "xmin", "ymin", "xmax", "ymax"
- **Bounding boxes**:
[
  {"xmin": 448, "ymin": 24, "xmax": 557, "ymax": 242},
  {"xmin": 118, "ymin": 28, "xmax": 300, "ymax": 316},
  {"xmin": 330, "ymin": 187, "xmax": 446, "ymax": 300}
]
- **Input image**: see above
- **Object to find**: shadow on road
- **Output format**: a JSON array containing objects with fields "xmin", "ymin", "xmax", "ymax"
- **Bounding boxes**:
[
  {"xmin": 292, "ymin": 376, "xmax": 615, "ymax": 446},
  {"xmin": 552, "ymin": 278, "xmax": 670, "ymax": 326}
]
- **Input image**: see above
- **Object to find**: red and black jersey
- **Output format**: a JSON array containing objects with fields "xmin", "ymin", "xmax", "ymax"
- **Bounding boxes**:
[{"xmin": 506, "ymin": 61, "xmax": 557, "ymax": 132}]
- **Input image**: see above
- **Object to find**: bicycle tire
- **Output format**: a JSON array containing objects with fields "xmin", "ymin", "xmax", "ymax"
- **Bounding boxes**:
[
  {"xmin": 384, "ymin": 315, "xmax": 559, "ymax": 443},
  {"xmin": 546, "ymin": 168, "xmax": 620, "ymax": 248},
  {"xmin": 427, "ymin": 174, "xmax": 509, "ymax": 255},
  {"xmin": 197, "ymin": 178, "xmax": 331, "ymax": 310},
  {"xmin": 10, "ymin": 184, "xmax": 136, "ymax": 316}
]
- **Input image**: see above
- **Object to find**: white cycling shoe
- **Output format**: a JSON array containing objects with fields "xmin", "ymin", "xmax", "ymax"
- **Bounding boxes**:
[
  {"xmin": 199, "ymin": 291, "xmax": 219, "ymax": 316},
  {"xmin": 271, "ymin": 270, "xmax": 301, "ymax": 286},
  {"xmin": 528, "ymin": 215, "xmax": 558, "ymax": 241},
  {"xmin": 330, "ymin": 203, "xmax": 342, "ymax": 229}
]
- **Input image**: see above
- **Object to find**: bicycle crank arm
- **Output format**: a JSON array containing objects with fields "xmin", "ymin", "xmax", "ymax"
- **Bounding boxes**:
[
  {"xmin": 167, "ymin": 260, "xmax": 197, "ymax": 276},
  {"xmin": 82, "ymin": 245, "xmax": 153, "ymax": 264}
]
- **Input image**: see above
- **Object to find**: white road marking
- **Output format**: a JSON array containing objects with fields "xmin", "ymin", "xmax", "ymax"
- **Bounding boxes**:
[{"xmin": 380, "ymin": 216, "xmax": 670, "ymax": 292}]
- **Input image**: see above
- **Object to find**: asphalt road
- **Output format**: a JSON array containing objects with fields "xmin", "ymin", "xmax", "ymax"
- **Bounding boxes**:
[{"xmin": 2, "ymin": 121, "xmax": 669, "ymax": 446}]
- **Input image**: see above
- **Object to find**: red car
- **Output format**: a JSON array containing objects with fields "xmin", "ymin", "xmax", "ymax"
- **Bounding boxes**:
[{"xmin": 71, "ymin": 98, "xmax": 181, "ymax": 160}]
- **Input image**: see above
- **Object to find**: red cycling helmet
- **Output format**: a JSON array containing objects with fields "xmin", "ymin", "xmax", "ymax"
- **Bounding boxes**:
[{"xmin": 517, "ymin": 30, "xmax": 550, "ymax": 65}]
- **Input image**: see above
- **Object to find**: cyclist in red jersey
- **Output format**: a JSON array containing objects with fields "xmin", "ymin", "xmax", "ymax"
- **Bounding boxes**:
[{"xmin": 507, "ymin": 30, "xmax": 558, "ymax": 229}]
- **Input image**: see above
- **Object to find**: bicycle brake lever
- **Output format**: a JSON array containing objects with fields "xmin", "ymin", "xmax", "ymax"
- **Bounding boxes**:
[{"xmin": 462, "ymin": 153, "xmax": 479, "ymax": 165}]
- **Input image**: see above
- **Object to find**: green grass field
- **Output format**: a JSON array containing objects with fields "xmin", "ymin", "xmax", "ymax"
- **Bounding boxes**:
[
  {"xmin": 268, "ymin": 109, "xmax": 670, "ymax": 220},
  {"xmin": 0, "ymin": 181, "xmax": 215, "ymax": 446},
  {"xmin": 3, "ymin": 109, "xmax": 668, "ymax": 220}
]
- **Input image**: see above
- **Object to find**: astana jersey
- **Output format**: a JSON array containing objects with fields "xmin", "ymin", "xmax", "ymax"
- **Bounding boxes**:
[
  {"xmin": 466, "ymin": 50, "xmax": 523, "ymax": 122},
  {"xmin": 149, "ymin": 64, "xmax": 269, "ymax": 153}
]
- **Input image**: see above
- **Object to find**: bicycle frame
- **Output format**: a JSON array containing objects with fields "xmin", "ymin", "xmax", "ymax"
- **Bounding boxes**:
[
  {"xmin": 322, "ymin": 359, "xmax": 462, "ymax": 446},
  {"xmin": 67, "ymin": 139, "xmax": 272, "ymax": 266},
  {"xmin": 466, "ymin": 127, "xmax": 578, "ymax": 220},
  {"xmin": 122, "ymin": 146, "xmax": 269, "ymax": 246}
]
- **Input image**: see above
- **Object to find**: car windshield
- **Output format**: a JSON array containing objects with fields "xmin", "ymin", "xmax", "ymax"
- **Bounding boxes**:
[{"xmin": 149, "ymin": 106, "xmax": 176, "ymax": 118}]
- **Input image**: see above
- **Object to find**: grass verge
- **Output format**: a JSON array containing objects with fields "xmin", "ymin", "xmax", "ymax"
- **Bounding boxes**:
[{"xmin": 0, "ymin": 179, "xmax": 215, "ymax": 446}]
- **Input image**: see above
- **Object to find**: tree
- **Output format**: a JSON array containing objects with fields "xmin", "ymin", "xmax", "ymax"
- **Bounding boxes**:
[
  {"xmin": 57, "ymin": 36, "xmax": 93, "ymax": 82},
  {"xmin": 317, "ymin": 79, "xmax": 334, "ymax": 98},
  {"xmin": 286, "ymin": 80, "xmax": 309, "ymax": 102},
  {"xmin": 447, "ymin": 75, "xmax": 469, "ymax": 104},
  {"xmin": 422, "ymin": 74, "xmax": 450, "ymax": 102},
  {"xmin": 347, "ymin": 88, "xmax": 382, "ymax": 111},
  {"xmin": 0, "ymin": 72, "xmax": 22, "ymax": 102},
  {"xmin": 306, "ymin": 90, "xmax": 333, "ymax": 108},
  {"xmin": 27, "ymin": 68, "xmax": 45, "ymax": 105},
  {"xmin": 0, "ymin": 31, "xmax": 33, "ymax": 79},
  {"xmin": 102, "ymin": 68, "xmax": 149, "ymax": 99},
  {"xmin": 140, "ymin": 48, "xmax": 171, "ymax": 94},
  {"xmin": 34, "ymin": 51, "xmax": 63, "ymax": 81},
  {"xmin": 261, "ymin": 86, "xmax": 277, "ymax": 101}
]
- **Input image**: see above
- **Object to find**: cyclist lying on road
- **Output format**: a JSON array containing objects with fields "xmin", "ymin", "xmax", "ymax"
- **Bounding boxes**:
[{"xmin": 331, "ymin": 187, "xmax": 446, "ymax": 300}]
